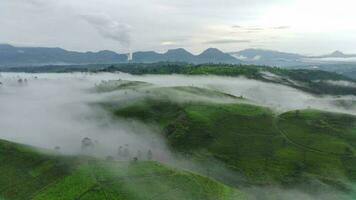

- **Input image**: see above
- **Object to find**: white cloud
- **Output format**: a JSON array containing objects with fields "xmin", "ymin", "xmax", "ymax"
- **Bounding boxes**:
[
  {"xmin": 160, "ymin": 41, "xmax": 178, "ymax": 46},
  {"xmin": 80, "ymin": 13, "xmax": 131, "ymax": 47},
  {"xmin": 0, "ymin": 0, "xmax": 355, "ymax": 54}
]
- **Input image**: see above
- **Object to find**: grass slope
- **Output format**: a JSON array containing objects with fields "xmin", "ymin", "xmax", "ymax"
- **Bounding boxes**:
[
  {"xmin": 0, "ymin": 139, "xmax": 246, "ymax": 200},
  {"xmin": 102, "ymin": 82, "xmax": 356, "ymax": 196}
]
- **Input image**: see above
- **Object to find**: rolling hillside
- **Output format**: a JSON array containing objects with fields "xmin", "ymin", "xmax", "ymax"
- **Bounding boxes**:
[
  {"xmin": 97, "ymin": 80, "xmax": 356, "ymax": 198},
  {"xmin": 0, "ymin": 139, "xmax": 245, "ymax": 200}
]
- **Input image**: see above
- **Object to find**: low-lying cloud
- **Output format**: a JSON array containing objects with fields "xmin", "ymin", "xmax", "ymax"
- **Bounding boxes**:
[
  {"xmin": 0, "ymin": 73, "xmax": 167, "ymax": 159},
  {"xmin": 1, "ymin": 72, "xmax": 355, "ymax": 155},
  {"xmin": 0, "ymin": 72, "xmax": 355, "ymax": 200}
]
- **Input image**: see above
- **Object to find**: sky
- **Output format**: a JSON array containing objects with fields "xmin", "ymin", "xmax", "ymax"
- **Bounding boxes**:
[{"xmin": 1, "ymin": 0, "xmax": 356, "ymax": 54}]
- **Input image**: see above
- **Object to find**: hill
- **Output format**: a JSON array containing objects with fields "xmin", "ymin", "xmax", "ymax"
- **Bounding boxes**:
[
  {"xmin": 311, "ymin": 51, "xmax": 356, "ymax": 59},
  {"xmin": 0, "ymin": 139, "xmax": 246, "ymax": 200},
  {"xmin": 0, "ymin": 44, "xmax": 128, "ymax": 66},
  {"xmin": 132, "ymin": 48, "xmax": 239, "ymax": 64},
  {"xmin": 229, "ymin": 49, "xmax": 305, "ymax": 67},
  {"xmin": 100, "ymin": 63, "xmax": 356, "ymax": 95},
  {"xmin": 97, "ymin": 81, "xmax": 356, "ymax": 198}
]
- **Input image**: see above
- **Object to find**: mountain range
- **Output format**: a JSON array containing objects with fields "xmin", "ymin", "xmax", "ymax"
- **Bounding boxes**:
[
  {"xmin": 0, "ymin": 44, "xmax": 239, "ymax": 66},
  {"xmin": 230, "ymin": 49, "xmax": 356, "ymax": 67},
  {"xmin": 1, "ymin": 44, "xmax": 356, "ymax": 67}
]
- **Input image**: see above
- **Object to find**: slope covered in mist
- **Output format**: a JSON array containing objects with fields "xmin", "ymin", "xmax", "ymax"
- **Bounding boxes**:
[
  {"xmin": 0, "ymin": 72, "xmax": 356, "ymax": 200},
  {"xmin": 98, "ymin": 80, "xmax": 356, "ymax": 199}
]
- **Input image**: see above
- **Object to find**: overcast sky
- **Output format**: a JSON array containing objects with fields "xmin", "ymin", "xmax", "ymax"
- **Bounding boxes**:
[{"xmin": 1, "ymin": 0, "xmax": 356, "ymax": 54}]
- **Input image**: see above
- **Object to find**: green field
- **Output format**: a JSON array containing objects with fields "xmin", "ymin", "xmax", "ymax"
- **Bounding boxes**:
[
  {"xmin": 0, "ymin": 139, "xmax": 246, "ymax": 200},
  {"xmin": 1, "ymin": 79, "xmax": 356, "ymax": 200},
  {"xmin": 99, "ymin": 80, "xmax": 356, "ymax": 198}
]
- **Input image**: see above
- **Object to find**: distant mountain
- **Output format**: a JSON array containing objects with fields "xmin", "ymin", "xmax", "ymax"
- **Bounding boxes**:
[
  {"xmin": 229, "ymin": 49, "xmax": 305, "ymax": 67},
  {"xmin": 163, "ymin": 48, "xmax": 195, "ymax": 62},
  {"xmin": 312, "ymin": 50, "xmax": 356, "ymax": 58},
  {"xmin": 132, "ymin": 48, "xmax": 195, "ymax": 63},
  {"xmin": 132, "ymin": 48, "xmax": 239, "ymax": 64},
  {"xmin": 196, "ymin": 48, "xmax": 238, "ymax": 63},
  {"xmin": 132, "ymin": 51, "xmax": 162, "ymax": 63},
  {"xmin": 0, "ymin": 44, "xmax": 128, "ymax": 66},
  {"xmin": 0, "ymin": 44, "xmax": 241, "ymax": 67},
  {"xmin": 233, "ymin": 49, "xmax": 303, "ymax": 60},
  {"xmin": 2, "ymin": 44, "xmax": 356, "ymax": 68}
]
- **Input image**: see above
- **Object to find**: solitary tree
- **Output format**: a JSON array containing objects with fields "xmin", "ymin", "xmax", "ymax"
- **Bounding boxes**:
[
  {"xmin": 117, "ymin": 146, "xmax": 123, "ymax": 159},
  {"xmin": 295, "ymin": 110, "xmax": 300, "ymax": 117},
  {"xmin": 54, "ymin": 146, "xmax": 61, "ymax": 153},
  {"xmin": 81, "ymin": 137, "xmax": 94, "ymax": 154},
  {"xmin": 137, "ymin": 150, "xmax": 142, "ymax": 161},
  {"xmin": 147, "ymin": 149, "xmax": 153, "ymax": 160},
  {"xmin": 106, "ymin": 156, "xmax": 114, "ymax": 161},
  {"xmin": 123, "ymin": 144, "xmax": 130, "ymax": 159}
]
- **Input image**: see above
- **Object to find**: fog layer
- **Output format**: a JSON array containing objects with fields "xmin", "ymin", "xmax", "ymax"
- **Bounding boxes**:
[{"xmin": 1, "ymin": 72, "xmax": 355, "ymax": 154}]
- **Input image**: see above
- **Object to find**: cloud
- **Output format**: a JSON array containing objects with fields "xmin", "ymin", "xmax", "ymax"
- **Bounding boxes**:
[
  {"xmin": 12, "ymin": 0, "xmax": 46, "ymax": 6},
  {"xmin": 272, "ymin": 26, "xmax": 290, "ymax": 30},
  {"xmin": 204, "ymin": 39, "xmax": 251, "ymax": 44},
  {"xmin": 160, "ymin": 41, "xmax": 178, "ymax": 46},
  {"xmin": 232, "ymin": 25, "xmax": 290, "ymax": 31},
  {"xmin": 81, "ymin": 13, "xmax": 131, "ymax": 47}
]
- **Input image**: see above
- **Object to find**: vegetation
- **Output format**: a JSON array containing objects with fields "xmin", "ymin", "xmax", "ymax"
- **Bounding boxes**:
[
  {"xmin": 0, "ymin": 139, "xmax": 246, "ymax": 200},
  {"xmin": 102, "ymin": 63, "xmax": 356, "ymax": 95},
  {"xmin": 100, "ymin": 81, "xmax": 356, "ymax": 197},
  {"xmin": 2, "ymin": 62, "xmax": 356, "ymax": 95}
]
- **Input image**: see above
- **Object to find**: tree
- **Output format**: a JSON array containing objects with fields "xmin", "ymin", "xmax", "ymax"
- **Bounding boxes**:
[
  {"xmin": 344, "ymin": 146, "xmax": 353, "ymax": 157},
  {"xmin": 81, "ymin": 137, "xmax": 94, "ymax": 154},
  {"xmin": 123, "ymin": 144, "xmax": 130, "ymax": 159},
  {"xmin": 295, "ymin": 110, "xmax": 300, "ymax": 117},
  {"xmin": 342, "ymin": 146, "xmax": 354, "ymax": 162},
  {"xmin": 54, "ymin": 146, "xmax": 61, "ymax": 153},
  {"xmin": 292, "ymin": 162, "xmax": 306, "ymax": 179},
  {"xmin": 137, "ymin": 150, "xmax": 142, "ymax": 160},
  {"xmin": 117, "ymin": 146, "xmax": 123, "ymax": 159},
  {"xmin": 106, "ymin": 156, "xmax": 114, "ymax": 161},
  {"xmin": 147, "ymin": 149, "xmax": 153, "ymax": 160}
]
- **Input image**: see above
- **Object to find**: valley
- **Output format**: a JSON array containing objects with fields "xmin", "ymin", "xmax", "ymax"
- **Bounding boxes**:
[{"xmin": 0, "ymin": 70, "xmax": 355, "ymax": 199}]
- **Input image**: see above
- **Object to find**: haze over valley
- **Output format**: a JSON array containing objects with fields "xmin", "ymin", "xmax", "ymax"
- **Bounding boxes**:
[{"xmin": 1, "ymin": 0, "xmax": 356, "ymax": 199}]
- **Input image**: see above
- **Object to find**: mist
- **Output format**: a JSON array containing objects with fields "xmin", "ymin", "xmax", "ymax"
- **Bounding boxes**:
[
  {"xmin": 1, "ymin": 72, "xmax": 355, "ymax": 153},
  {"xmin": 0, "ymin": 73, "xmax": 170, "ymax": 159},
  {"xmin": 97, "ymin": 72, "xmax": 356, "ymax": 115},
  {"xmin": 0, "ymin": 72, "xmax": 355, "ymax": 200}
]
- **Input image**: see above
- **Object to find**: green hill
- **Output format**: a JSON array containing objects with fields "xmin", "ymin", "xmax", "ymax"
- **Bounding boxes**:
[
  {"xmin": 99, "ymin": 81, "xmax": 356, "ymax": 197},
  {"xmin": 100, "ymin": 63, "xmax": 356, "ymax": 95},
  {"xmin": 0, "ymin": 140, "xmax": 246, "ymax": 200}
]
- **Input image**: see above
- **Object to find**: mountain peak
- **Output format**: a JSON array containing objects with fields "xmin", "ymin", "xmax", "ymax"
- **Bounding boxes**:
[
  {"xmin": 200, "ymin": 48, "xmax": 223, "ymax": 55},
  {"xmin": 197, "ymin": 48, "xmax": 238, "ymax": 63},
  {"xmin": 165, "ymin": 48, "xmax": 192, "ymax": 55},
  {"xmin": 330, "ymin": 50, "xmax": 345, "ymax": 57},
  {"xmin": 0, "ymin": 44, "xmax": 15, "ymax": 50}
]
